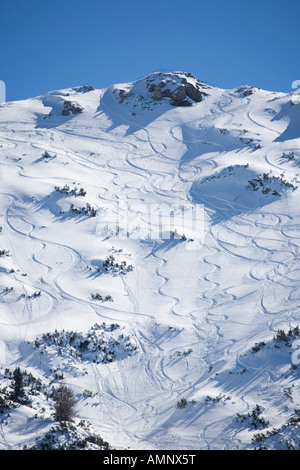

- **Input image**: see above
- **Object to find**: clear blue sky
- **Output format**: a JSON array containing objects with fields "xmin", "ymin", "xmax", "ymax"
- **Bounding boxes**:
[{"xmin": 1, "ymin": 0, "xmax": 299, "ymax": 101}]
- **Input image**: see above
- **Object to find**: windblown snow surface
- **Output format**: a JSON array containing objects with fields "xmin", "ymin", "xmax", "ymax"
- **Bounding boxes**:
[{"xmin": 0, "ymin": 72, "xmax": 300, "ymax": 450}]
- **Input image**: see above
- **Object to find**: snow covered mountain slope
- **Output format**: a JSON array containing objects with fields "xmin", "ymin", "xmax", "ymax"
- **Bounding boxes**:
[{"xmin": 0, "ymin": 71, "xmax": 300, "ymax": 450}]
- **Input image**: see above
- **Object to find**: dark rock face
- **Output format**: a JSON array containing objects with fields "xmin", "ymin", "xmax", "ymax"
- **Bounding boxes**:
[
  {"xmin": 153, "ymin": 86, "xmax": 163, "ymax": 101},
  {"xmin": 170, "ymin": 86, "xmax": 190, "ymax": 106},
  {"xmin": 235, "ymin": 86, "xmax": 254, "ymax": 97},
  {"xmin": 185, "ymin": 83, "xmax": 204, "ymax": 102},
  {"xmin": 118, "ymin": 89, "xmax": 130, "ymax": 103},
  {"xmin": 62, "ymin": 100, "xmax": 83, "ymax": 116},
  {"xmin": 145, "ymin": 72, "xmax": 208, "ymax": 106},
  {"xmin": 75, "ymin": 85, "xmax": 95, "ymax": 93}
]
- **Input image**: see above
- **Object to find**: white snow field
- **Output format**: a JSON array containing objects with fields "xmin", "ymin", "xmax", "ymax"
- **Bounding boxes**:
[{"xmin": 0, "ymin": 72, "xmax": 300, "ymax": 450}]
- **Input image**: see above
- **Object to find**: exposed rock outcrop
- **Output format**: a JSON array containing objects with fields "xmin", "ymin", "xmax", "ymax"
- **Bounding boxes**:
[
  {"xmin": 62, "ymin": 100, "xmax": 84, "ymax": 116},
  {"xmin": 235, "ymin": 85, "xmax": 255, "ymax": 97},
  {"xmin": 114, "ymin": 71, "xmax": 209, "ymax": 108},
  {"xmin": 146, "ymin": 72, "xmax": 208, "ymax": 106},
  {"xmin": 75, "ymin": 85, "xmax": 95, "ymax": 93}
]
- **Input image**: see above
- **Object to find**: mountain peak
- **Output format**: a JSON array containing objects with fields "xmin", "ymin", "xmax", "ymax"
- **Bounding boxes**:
[{"xmin": 111, "ymin": 70, "xmax": 210, "ymax": 108}]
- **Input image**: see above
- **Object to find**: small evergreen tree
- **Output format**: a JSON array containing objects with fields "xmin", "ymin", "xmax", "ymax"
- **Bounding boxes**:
[
  {"xmin": 12, "ymin": 367, "xmax": 25, "ymax": 401},
  {"xmin": 53, "ymin": 385, "xmax": 77, "ymax": 422}
]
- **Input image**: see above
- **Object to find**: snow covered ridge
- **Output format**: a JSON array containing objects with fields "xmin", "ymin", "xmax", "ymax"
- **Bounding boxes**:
[{"xmin": 0, "ymin": 70, "xmax": 300, "ymax": 450}]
